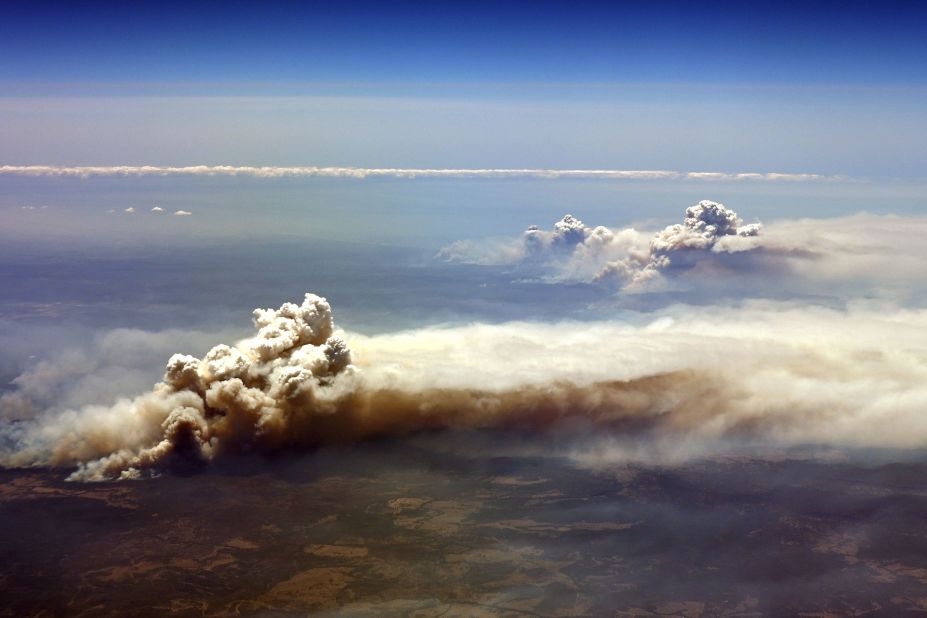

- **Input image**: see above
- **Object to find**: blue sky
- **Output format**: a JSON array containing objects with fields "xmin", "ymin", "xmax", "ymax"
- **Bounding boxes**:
[
  {"xmin": 2, "ymin": 2, "xmax": 925, "ymax": 180},
  {"xmin": 0, "ymin": 1, "xmax": 925, "ymax": 246},
  {"xmin": 2, "ymin": 1, "xmax": 926, "ymax": 87}
]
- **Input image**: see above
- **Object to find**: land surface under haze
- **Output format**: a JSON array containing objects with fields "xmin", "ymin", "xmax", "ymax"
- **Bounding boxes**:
[{"xmin": 3, "ymin": 438, "xmax": 927, "ymax": 617}]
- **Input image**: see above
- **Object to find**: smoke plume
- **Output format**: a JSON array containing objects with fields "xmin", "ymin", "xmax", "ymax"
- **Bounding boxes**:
[
  {"xmin": 595, "ymin": 200, "xmax": 762, "ymax": 288},
  {"xmin": 3, "ymin": 293, "xmax": 927, "ymax": 481},
  {"xmin": 439, "ymin": 201, "xmax": 927, "ymax": 305},
  {"xmin": 440, "ymin": 200, "xmax": 763, "ymax": 289}
]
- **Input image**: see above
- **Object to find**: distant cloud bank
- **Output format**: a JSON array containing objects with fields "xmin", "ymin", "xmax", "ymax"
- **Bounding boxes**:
[{"xmin": 0, "ymin": 165, "xmax": 845, "ymax": 182}]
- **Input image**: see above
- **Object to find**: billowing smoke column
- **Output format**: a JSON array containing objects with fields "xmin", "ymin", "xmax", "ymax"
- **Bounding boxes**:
[
  {"xmin": 524, "ymin": 213, "xmax": 593, "ymax": 254},
  {"xmin": 650, "ymin": 200, "xmax": 761, "ymax": 254},
  {"xmin": 439, "ymin": 200, "xmax": 764, "ymax": 289},
  {"xmin": 439, "ymin": 201, "xmax": 927, "ymax": 302},
  {"xmin": 4, "ymin": 291, "xmax": 927, "ymax": 480},
  {"xmin": 56, "ymin": 294, "xmax": 353, "ymax": 480},
  {"xmin": 22, "ymin": 293, "xmax": 713, "ymax": 481},
  {"xmin": 594, "ymin": 200, "xmax": 763, "ymax": 288}
]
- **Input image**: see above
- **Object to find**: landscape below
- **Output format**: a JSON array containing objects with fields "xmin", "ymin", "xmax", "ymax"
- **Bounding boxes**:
[{"xmin": 3, "ymin": 437, "xmax": 927, "ymax": 616}]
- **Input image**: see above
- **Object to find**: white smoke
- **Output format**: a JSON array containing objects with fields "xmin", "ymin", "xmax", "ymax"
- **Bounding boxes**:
[
  {"xmin": 595, "ymin": 200, "xmax": 763, "ymax": 289},
  {"xmin": 0, "ymin": 327, "xmax": 238, "ymax": 419},
  {"xmin": 3, "ymin": 294, "xmax": 927, "ymax": 481},
  {"xmin": 439, "ymin": 202, "xmax": 927, "ymax": 302},
  {"xmin": 649, "ymin": 200, "xmax": 762, "ymax": 253},
  {"xmin": 440, "ymin": 200, "xmax": 763, "ymax": 289},
  {"xmin": 1, "ymin": 294, "xmax": 353, "ymax": 480}
]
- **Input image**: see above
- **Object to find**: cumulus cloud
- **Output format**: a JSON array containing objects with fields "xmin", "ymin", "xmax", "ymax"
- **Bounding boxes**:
[
  {"xmin": 440, "ymin": 200, "xmax": 763, "ymax": 290},
  {"xmin": 650, "ymin": 200, "xmax": 761, "ymax": 252},
  {"xmin": 440, "ymin": 201, "xmax": 927, "ymax": 301},
  {"xmin": 3, "ymin": 293, "xmax": 927, "ymax": 481},
  {"xmin": 150, "ymin": 206, "xmax": 164, "ymax": 213},
  {"xmin": 124, "ymin": 207, "xmax": 135, "ymax": 213},
  {"xmin": 595, "ymin": 200, "xmax": 763, "ymax": 289},
  {"xmin": 173, "ymin": 210, "xmax": 192, "ymax": 216},
  {"xmin": 0, "ymin": 165, "xmax": 845, "ymax": 182}
]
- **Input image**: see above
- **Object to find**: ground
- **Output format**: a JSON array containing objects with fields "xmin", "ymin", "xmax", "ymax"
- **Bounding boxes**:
[{"xmin": 2, "ymin": 439, "xmax": 927, "ymax": 617}]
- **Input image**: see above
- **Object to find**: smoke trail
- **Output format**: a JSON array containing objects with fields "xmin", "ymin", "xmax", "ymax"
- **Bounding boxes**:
[{"xmin": 2, "ymin": 293, "xmax": 927, "ymax": 481}]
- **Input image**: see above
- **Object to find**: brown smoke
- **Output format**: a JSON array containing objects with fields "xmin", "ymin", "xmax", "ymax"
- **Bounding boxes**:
[
  {"xmin": 7, "ymin": 293, "xmax": 724, "ymax": 480},
  {"xmin": 62, "ymin": 368, "xmax": 738, "ymax": 481},
  {"xmin": 4, "ymin": 294, "xmax": 927, "ymax": 481}
]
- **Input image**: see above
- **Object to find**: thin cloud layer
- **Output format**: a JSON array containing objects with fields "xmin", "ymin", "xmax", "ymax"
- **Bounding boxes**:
[
  {"xmin": 3, "ymin": 293, "xmax": 927, "ymax": 481},
  {"xmin": 106, "ymin": 206, "xmax": 191, "ymax": 216},
  {"xmin": 0, "ymin": 165, "xmax": 845, "ymax": 182}
]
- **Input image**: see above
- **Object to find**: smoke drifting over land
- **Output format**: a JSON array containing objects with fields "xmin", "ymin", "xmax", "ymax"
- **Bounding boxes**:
[
  {"xmin": 3, "ymin": 288, "xmax": 927, "ymax": 480},
  {"xmin": 3, "ymin": 202, "xmax": 927, "ymax": 480}
]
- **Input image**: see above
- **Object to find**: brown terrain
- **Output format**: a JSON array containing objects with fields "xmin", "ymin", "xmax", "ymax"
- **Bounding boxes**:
[{"xmin": 2, "ymin": 438, "xmax": 927, "ymax": 616}]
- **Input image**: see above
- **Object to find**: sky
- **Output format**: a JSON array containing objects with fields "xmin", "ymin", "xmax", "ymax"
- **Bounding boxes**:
[
  {"xmin": 3, "ymin": 1, "xmax": 927, "ymax": 478},
  {"xmin": 1, "ymin": 1, "xmax": 925, "ymax": 250},
  {"xmin": 2, "ymin": 1, "xmax": 927, "ymax": 86},
  {"xmin": 1, "ymin": 2, "xmax": 925, "ymax": 166}
]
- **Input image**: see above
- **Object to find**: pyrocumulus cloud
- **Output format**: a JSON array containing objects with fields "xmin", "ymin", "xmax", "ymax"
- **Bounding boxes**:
[
  {"xmin": 440, "ymin": 201, "xmax": 927, "ymax": 299},
  {"xmin": 440, "ymin": 200, "xmax": 763, "ymax": 289}
]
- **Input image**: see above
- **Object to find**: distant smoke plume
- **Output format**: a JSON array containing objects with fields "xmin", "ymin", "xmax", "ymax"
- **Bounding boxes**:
[
  {"xmin": 650, "ymin": 200, "xmax": 762, "ymax": 252},
  {"xmin": 440, "ymin": 200, "xmax": 763, "ymax": 289},
  {"xmin": 595, "ymin": 200, "xmax": 763, "ymax": 288},
  {"xmin": 440, "ymin": 205, "xmax": 927, "ymax": 306},
  {"xmin": 3, "ymin": 294, "xmax": 927, "ymax": 480}
]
